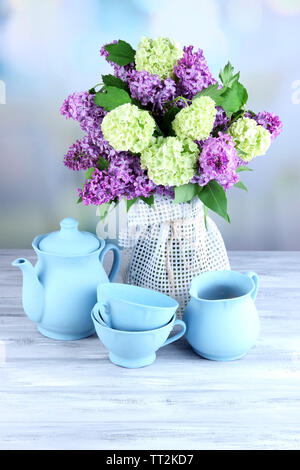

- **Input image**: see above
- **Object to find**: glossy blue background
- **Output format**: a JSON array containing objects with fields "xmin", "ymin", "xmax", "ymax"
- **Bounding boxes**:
[{"xmin": 0, "ymin": 0, "xmax": 299, "ymax": 249}]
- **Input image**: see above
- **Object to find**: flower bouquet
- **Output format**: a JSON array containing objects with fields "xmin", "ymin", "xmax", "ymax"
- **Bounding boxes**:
[{"xmin": 61, "ymin": 37, "xmax": 281, "ymax": 311}]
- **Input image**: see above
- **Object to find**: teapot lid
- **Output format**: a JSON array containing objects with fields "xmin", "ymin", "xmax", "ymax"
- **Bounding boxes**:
[{"xmin": 38, "ymin": 218, "xmax": 100, "ymax": 255}]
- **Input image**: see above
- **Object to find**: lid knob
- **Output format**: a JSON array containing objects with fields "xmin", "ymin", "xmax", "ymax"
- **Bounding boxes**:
[
  {"xmin": 38, "ymin": 217, "xmax": 100, "ymax": 255},
  {"xmin": 60, "ymin": 218, "xmax": 79, "ymax": 231}
]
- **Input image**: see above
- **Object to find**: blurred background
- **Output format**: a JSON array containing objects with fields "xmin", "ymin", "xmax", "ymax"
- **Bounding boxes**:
[{"xmin": 0, "ymin": 0, "xmax": 299, "ymax": 249}]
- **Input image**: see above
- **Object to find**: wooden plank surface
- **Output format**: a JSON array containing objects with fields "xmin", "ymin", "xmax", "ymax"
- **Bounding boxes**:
[{"xmin": 0, "ymin": 250, "xmax": 300, "ymax": 450}]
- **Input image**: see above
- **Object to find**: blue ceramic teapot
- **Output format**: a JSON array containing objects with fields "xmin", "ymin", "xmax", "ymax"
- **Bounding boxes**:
[{"xmin": 12, "ymin": 218, "xmax": 121, "ymax": 340}]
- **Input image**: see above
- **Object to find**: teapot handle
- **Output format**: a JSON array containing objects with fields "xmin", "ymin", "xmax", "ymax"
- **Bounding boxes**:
[{"xmin": 99, "ymin": 242, "xmax": 121, "ymax": 282}]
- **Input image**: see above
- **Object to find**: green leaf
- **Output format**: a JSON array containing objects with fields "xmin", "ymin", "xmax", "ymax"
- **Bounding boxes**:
[
  {"xmin": 153, "ymin": 127, "xmax": 164, "ymax": 138},
  {"xmin": 203, "ymin": 204, "xmax": 208, "ymax": 230},
  {"xmin": 84, "ymin": 167, "xmax": 95, "ymax": 180},
  {"xmin": 234, "ymin": 181, "xmax": 248, "ymax": 191},
  {"xmin": 97, "ymin": 156, "xmax": 109, "ymax": 171},
  {"xmin": 219, "ymin": 61, "xmax": 234, "ymax": 84},
  {"xmin": 220, "ymin": 81, "xmax": 248, "ymax": 117},
  {"xmin": 104, "ymin": 40, "xmax": 136, "ymax": 66},
  {"xmin": 219, "ymin": 62, "xmax": 240, "ymax": 88},
  {"xmin": 141, "ymin": 195, "xmax": 154, "ymax": 206},
  {"xmin": 236, "ymin": 165, "xmax": 253, "ymax": 173},
  {"xmin": 229, "ymin": 109, "xmax": 245, "ymax": 125},
  {"xmin": 174, "ymin": 183, "xmax": 199, "ymax": 204},
  {"xmin": 112, "ymin": 198, "xmax": 120, "ymax": 209},
  {"xmin": 88, "ymin": 83, "xmax": 103, "ymax": 94},
  {"xmin": 130, "ymin": 97, "xmax": 143, "ymax": 109},
  {"xmin": 197, "ymin": 180, "xmax": 229, "ymax": 222},
  {"xmin": 77, "ymin": 196, "xmax": 82, "ymax": 204},
  {"xmin": 195, "ymin": 77, "xmax": 248, "ymax": 119},
  {"xmin": 159, "ymin": 106, "xmax": 180, "ymax": 136},
  {"xmin": 102, "ymin": 74, "xmax": 128, "ymax": 91},
  {"xmin": 94, "ymin": 86, "xmax": 131, "ymax": 111},
  {"xmin": 194, "ymin": 83, "xmax": 224, "ymax": 104},
  {"xmin": 153, "ymin": 122, "xmax": 164, "ymax": 137},
  {"xmin": 126, "ymin": 198, "xmax": 137, "ymax": 212}
]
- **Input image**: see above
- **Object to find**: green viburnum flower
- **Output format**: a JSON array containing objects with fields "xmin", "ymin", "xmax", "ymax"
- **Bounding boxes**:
[
  {"xmin": 140, "ymin": 136, "xmax": 199, "ymax": 187},
  {"xmin": 101, "ymin": 103, "xmax": 156, "ymax": 153},
  {"xmin": 172, "ymin": 96, "xmax": 217, "ymax": 140},
  {"xmin": 135, "ymin": 36, "xmax": 183, "ymax": 80},
  {"xmin": 229, "ymin": 117, "xmax": 271, "ymax": 162}
]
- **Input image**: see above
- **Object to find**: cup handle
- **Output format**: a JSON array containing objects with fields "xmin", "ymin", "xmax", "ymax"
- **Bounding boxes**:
[
  {"xmin": 160, "ymin": 319, "xmax": 186, "ymax": 349},
  {"xmin": 99, "ymin": 242, "xmax": 121, "ymax": 282},
  {"xmin": 246, "ymin": 271, "xmax": 259, "ymax": 302},
  {"xmin": 92, "ymin": 301, "xmax": 111, "ymax": 327}
]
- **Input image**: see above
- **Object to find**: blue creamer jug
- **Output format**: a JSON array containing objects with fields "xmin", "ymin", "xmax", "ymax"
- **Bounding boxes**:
[
  {"xmin": 12, "ymin": 218, "xmax": 121, "ymax": 340},
  {"xmin": 183, "ymin": 270, "xmax": 260, "ymax": 361}
]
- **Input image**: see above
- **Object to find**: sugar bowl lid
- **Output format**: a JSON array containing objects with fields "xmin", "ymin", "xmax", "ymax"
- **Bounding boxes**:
[{"xmin": 38, "ymin": 218, "xmax": 100, "ymax": 255}]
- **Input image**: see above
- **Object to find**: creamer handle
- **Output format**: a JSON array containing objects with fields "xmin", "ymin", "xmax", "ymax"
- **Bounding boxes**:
[{"xmin": 246, "ymin": 271, "xmax": 259, "ymax": 302}]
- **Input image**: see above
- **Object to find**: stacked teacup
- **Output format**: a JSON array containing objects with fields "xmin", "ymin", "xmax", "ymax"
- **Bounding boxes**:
[{"xmin": 91, "ymin": 284, "xmax": 186, "ymax": 368}]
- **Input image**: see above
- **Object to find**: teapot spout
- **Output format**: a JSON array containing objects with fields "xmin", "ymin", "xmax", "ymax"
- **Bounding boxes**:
[{"xmin": 12, "ymin": 258, "xmax": 44, "ymax": 323}]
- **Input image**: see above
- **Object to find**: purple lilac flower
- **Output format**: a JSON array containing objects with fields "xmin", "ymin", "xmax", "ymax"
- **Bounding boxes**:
[
  {"xmin": 127, "ymin": 69, "xmax": 176, "ymax": 113},
  {"xmin": 155, "ymin": 185, "xmax": 175, "ymax": 198},
  {"xmin": 100, "ymin": 42, "xmax": 134, "ymax": 83},
  {"xmin": 78, "ymin": 168, "xmax": 115, "ymax": 205},
  {"xmin": 192, "ymin": 132, "xmax": 239, "ymax": 190},
  {"xmin": 174, "ymin": 46, "xmax": 216, "ymax": 100},
  {"xmin": 78, "ymin": 152, "xmax": 156, "ymax": 206},
  {"xmin": 60, "ymin": 91, "xmax": 106, "ymax": 143},
  {"xmin": 91, "ymin": 137, "xmax": 119, "ymax": 161},
  {"xmin": 213, "ymin": 106, "xmax": 229, "ymax": 131},
  {"xmin": 64, "ymin": 134, "xmax": 124, "ymax": 171},
  {"xmin": 64, "ymin": 136, "xmax": 101, "ymax": 171},
  {"xmin": 246, "ymin": 111, "xmax": 282, "ymax": 141}
]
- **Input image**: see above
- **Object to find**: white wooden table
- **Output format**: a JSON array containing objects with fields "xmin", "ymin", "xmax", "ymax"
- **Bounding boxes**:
[{"xmin": 0, "ymin": 250, "xmax": 299, "ymax": 450}]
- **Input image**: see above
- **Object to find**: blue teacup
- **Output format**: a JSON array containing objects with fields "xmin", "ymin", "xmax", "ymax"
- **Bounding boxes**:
[
  {"xmin": 183, "ymin": 270, "xmax": 260, "ymax": 361},
  {"xmin": 95, "ymin": 283, "xmax": 178, "ymax": 331},
  {"xmin": 91, "ymin": 308, "xmax": 186, "ymax": 368}
]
